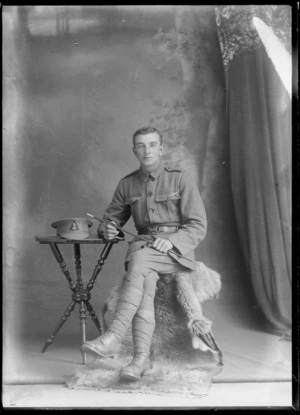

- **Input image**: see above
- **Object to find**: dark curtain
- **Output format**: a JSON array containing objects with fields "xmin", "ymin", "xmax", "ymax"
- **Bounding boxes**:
[{"xmin": 215, "ymin": 5, "xmax": 292, "ymax": 336}]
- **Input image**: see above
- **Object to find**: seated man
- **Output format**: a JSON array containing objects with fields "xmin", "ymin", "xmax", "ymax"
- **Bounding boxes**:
[{"xmin": 82, "ymin": 126, "xmax": 207, "ymax": 381}]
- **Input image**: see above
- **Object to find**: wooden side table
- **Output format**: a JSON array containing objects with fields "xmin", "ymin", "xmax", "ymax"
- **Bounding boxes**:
[{"xmin": 35, "ymin": 234, "xmax": 123, "ymax": 364}]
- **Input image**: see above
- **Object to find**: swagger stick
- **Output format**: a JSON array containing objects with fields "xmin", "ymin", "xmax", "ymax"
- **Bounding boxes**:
[{"xmin": 86, "ymin": 213, "xmax": 198, "ymax": 271}]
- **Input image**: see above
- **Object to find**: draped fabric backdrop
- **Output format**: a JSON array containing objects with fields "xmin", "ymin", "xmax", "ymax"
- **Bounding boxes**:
[
  {"xmin": 3, "ymin": 4, "xmax": 291, "ymax": 351},
  {"xmin": 4, "ymin": 6, "xmax": 245, "ymax": 343},
  {"xmin": 215, "ymin": 5, "xmax": 292, "ymax": 335},
  {"xmin": 3, "ymin": 7, "xmax": 293, "ymax": 389}
]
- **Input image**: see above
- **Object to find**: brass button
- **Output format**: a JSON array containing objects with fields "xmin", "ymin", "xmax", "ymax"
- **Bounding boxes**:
[
  {"xmin": 147, "ymin": 192, "xmax": 153, "ymax": 197},
  {"xmin": 148, "ymin": 208, "xmax": 154, "ymax": 214}
]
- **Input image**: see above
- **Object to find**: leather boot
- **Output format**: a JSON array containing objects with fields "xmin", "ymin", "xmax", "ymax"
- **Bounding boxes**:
[
  {"xmin": 81, "ymin": 330, "xmax": 122, "ymax": 357},
  {"xmin": 119, "ymin": 353, "xmax": 151, "ymax": 381}
]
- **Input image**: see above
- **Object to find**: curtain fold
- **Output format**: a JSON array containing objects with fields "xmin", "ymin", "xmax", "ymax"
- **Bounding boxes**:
[{"xmin": 215, "ymin": 5, "xmax": 292, "ymax": 335}]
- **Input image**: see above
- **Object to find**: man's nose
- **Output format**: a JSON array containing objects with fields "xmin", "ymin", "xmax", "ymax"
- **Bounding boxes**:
[{"xmin": 144, "ymin": 146, "xmax": 151, "ymax": 153}]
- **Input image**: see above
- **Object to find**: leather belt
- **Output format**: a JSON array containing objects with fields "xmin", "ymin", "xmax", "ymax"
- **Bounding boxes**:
[{"xmin": 138, "ymin": 225, "xmax": 180, "ymax": 235}]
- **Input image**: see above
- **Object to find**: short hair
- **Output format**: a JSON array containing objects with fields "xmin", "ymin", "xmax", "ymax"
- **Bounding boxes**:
[{"xmin": 132, "ymin": 127, "xmax": 163, "ymax": 146}]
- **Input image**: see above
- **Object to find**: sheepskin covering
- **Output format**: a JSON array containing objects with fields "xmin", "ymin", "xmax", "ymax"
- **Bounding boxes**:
[{"xmin": 65, "ymin": 262, "xmax": 223, "ymax": 397}]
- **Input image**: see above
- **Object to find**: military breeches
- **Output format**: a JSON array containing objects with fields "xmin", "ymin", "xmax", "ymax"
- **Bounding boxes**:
[{"xmin": 109, "ymin": 246, "xmax": 185, "ymax": 353}]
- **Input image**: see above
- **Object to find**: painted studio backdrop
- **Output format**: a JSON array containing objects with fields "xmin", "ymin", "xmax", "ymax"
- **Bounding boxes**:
[{"xmin": 4, "ymin": 5, "xmax": 291, "ymax": 360}]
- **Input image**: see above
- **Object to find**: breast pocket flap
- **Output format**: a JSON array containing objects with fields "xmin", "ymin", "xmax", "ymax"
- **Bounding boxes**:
[{"xmin": 155, "ymin": 192, "xmax": 180, "ymax": 202}]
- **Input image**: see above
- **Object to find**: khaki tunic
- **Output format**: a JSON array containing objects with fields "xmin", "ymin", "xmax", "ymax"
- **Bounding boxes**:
[{"xmin": 100, "ymin": 161, "xmax": 207, "ymax": 267}]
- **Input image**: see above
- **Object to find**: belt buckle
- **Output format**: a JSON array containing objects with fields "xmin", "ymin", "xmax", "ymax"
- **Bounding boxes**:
[{"xmin": 148, "ymin": 225, "xmax": 158, "ymax": 234}]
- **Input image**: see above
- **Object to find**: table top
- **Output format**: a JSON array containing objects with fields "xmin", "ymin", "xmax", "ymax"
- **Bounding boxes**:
[{"xmin": 35, "ymin": 234, "xmax": 124, "ymax": 244}]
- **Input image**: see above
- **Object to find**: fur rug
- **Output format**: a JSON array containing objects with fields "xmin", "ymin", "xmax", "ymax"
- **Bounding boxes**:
[{"xmin": 65, "ymin": 262, "xmax": 223, "ymax": 397}]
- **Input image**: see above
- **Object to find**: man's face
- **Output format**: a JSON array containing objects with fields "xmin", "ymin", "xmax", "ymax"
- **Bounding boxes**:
[{"xmin": 133, "ymin": 133, "xmax": 163, "ymax": 171}]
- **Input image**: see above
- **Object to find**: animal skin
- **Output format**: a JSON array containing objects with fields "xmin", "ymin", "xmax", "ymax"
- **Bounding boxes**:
[{"xmin": 101, "ymin": 262, "xmax": 222, "ymax": 355}]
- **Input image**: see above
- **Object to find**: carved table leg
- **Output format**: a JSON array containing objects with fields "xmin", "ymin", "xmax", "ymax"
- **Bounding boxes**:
[
  {"xmin": 41, "ymin": 301, "xmax": 76, "ymax": 353},
  {"xmin": 50, "ymin": 243, "xmax": 76, "ymax": 292},
  {"xmin": 79, "ymin": 301, "xmax": 87, "ymax": 364},
  {"xmin": 86, "ymin": 242, "xmax": 113, "ymax": 292},
  {"xmin": 74, "ymin": 243, "xmax": 83, "ymax": 289},
  {"xmin": 85, "ymin": 301, "xmax": 102, "ymax": 334}
]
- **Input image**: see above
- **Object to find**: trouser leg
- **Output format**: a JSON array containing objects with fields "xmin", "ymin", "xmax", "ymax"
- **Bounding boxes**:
[
  {"xmin": 109, "ymin": 270, "xmax": 145, "ymax": 340},
  {"xmin": 132, "ymin": 271, "xmax": 159, "ymax": 354},
  {"xmin": 109, "ymin": 247, "xmax": 183, "ymax": 340}
]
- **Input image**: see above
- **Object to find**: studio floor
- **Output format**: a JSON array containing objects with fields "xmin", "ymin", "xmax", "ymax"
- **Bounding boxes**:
[{"xmin": 2, "ymin": 300, "xmax": 293, "ymax": 409}]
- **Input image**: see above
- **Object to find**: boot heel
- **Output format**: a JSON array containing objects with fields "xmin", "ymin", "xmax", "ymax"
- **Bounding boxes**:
[{"xmin": 119, "ymin": 354, "xmax": 151, "ymax": 381}]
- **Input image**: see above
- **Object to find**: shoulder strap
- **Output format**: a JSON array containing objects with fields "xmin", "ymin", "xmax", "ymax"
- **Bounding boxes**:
[{"xmin": 165, "ymin": 165, "xmax": 183, "ymax": 173}]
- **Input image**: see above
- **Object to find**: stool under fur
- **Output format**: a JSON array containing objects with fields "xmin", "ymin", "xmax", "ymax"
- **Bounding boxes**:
[{"xmin": 101, "ymin": 261, "xmax": 222, "ymax": 360}]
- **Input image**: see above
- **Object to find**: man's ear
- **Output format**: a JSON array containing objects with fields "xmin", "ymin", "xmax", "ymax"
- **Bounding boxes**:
[
  {"xmin": 160, "ymin": 145, "xmax": 164, "ymax": 155},
  {"xmin": 133, "ymin": 146, "xmax": 137, "ymax": 157}
]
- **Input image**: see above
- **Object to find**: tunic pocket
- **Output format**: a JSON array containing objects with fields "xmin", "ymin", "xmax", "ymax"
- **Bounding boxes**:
[{"xmin": 155, "ymin": 192, "xmax": 181, "ymax": 221}]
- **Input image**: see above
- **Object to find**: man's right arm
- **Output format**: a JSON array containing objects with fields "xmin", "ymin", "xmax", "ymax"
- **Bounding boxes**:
[{"xmin": 97, "ymin": 179, "xmax": 131, "ymax": 240}]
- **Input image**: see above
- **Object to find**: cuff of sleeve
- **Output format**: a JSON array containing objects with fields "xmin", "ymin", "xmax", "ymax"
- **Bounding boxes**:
[{"xmin": 165, "ymin": 234, "xmax": 183, "ymax": 255}]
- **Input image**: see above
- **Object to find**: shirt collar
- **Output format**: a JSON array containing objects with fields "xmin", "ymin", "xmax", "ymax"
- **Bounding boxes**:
[{"xmin": 138, "ymin": 160, "xmax": 165, "ymax": 182}]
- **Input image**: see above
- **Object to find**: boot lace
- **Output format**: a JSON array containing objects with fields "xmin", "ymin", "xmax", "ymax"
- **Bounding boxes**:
[
  {"xmin": 99, "ymin": 330, "xmax": 113, "ymax": 344},
  {"xmin": 132, "ymin": 353, "xmax": 148, "ymax": 366}
]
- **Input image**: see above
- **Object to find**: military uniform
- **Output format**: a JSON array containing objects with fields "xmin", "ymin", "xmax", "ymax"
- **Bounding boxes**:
[
  {"xmin": 81, "ymin": 157, "xmax": 209, "ymax": 375},
  {"xmin": 99, "ymin": 161, "xmax": 207, "ymax": 269},
  {"xmin": 93, "ymin": 161, "xmax": 208, "ymax": 358}
]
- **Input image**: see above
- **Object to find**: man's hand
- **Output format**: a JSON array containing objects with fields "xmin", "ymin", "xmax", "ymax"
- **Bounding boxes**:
[
  {"xmin": 152, "ymin": 237, "xmax": 173, "ymax": 253},
  {"xmin": 99, "ymin": 221, "xmax": 119, "ymax": 240}
]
